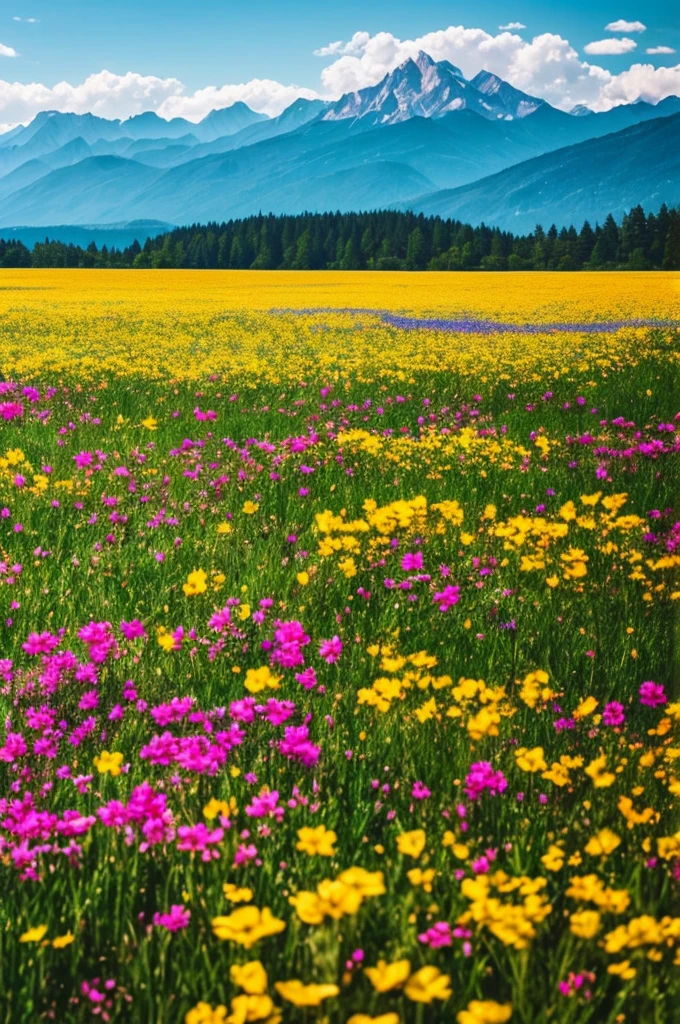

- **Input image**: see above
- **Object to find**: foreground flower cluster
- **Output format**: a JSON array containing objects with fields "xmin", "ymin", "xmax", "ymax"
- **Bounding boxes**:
[{"xmin": 0, "ymin": 270, "xmax": 678, "ymax": 1023}]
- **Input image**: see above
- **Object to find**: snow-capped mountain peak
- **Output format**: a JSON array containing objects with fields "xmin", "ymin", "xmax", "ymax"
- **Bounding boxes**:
[{"xmin": 322, "ymin": 53, "xmax": 546, "ymax": 125}]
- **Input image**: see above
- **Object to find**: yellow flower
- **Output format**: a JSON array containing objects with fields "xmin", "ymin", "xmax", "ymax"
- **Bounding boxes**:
[
  {"xmin": 574, "ymin": 696, "xmax": 598, "ymax": 719},
  {"xmin": 336, "ymin": 867, "xmax": 386, "ymax": 898},
  {"xmin": 515, "ymin": 747, "xmax": 547, "ymax": 773},
  {"xmin": 183, "ymin": 569, "xmax": 208, "ymax": 596},
  {"xmin": 607, "ymin": 960, "xmax": 637, "ymax": 980},
  {"xmin": 242, "ymin": 501, "xmax": 259, "ymax": 515},
  {"xmin": 244, "ymin": 666, "xmax": 281, "ymax": 693},
  {"xmin": 230, "ymin": 961, "xmax": 268, "ymax": 995},
  {"xmin": 546, "ymin": 575, "xmax": 559, "ymax": 588},
  {"xmin": 347, "ymin": 1016, "xmax": 400, "ymax": 1024},
  {"xmin": 296, "ymin": 571, "xmax": 309, "ymax": 586},
  {"xmin": 185, "ymin": 1003, "xmax": 228, "ymax": 1024},
  {"xmin": 364, "ymin": 960, "xmax": 411, "ymax": 993},
  {"xmin": 541, "ymin": 845, "xmax": 565, "ymax": 872},
  {"xmin": 296, "ymin": 825, "xmax": 337, "ymax": 857},
  {"xmin": 223, "ymin": 883, "xmax": 254, "ymax": 904},
  {"xmin": 217, "ymin": 521, "xmax": 232, "ymax": 534},
  {"xmin": 211, "ymin": 906, "xmax": 285, "ymax": 948},
  {"xmin": 457, "ymin": 1001, "xmax": 513, "ymax": 1024},
  {"xmin": 569, "ymin": 910, "xmax": 601, "ymax": 939},
  {"xmin": 141, "ymin": 416, "xmax": 158, "ymax": 430},
  {"xmin": 585, "ymin": 829, "xmax": 621, "ymax": 857},
  {"xmin": 407, "ymin": 867, "xmax": 436, "ymax": 892},
  {"xmin": 19, "ymin": 924, "xmax": 48, "ymax": 944},
  {"xmin": 396, "ymin": 829, "xmax": 426, "ymax": 859},
  {"xmin": 93, "ymin": 750, "xmax": 124, "ymax": 776},
  {"xmin": 203, "ymin": 798, "xmax": 233, "ymax": 821},
  {"xmin": 274, "ymin": 981, "xmax": 339, "ymax": 1008},
  {"xmin": 227, "ymin": 993, "xmax": 277, "ymax": 1023},
  {"xmin": 338, "ymin": 556, "xmax": 357, "ymax": 578},
  {"xmin": 467, "ymin": 707, "xmax": 500, "ymax": 740},
  {"xmin": 584, "ymin": 755, "xmax": 616, "ymax": 788},
  {"xmin": 52, "ymin": 932, "xmax": 75, "ymax": 949},
  {"xmin": 404, "ymin": 966, "xmax": 452, "ymax": 1004}
]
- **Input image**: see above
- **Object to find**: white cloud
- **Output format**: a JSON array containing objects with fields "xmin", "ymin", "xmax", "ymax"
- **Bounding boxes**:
[
  {"xmin": 646, "ymin": 46, "xmax": 676, "ymax": 55},
  {"xmin": 315, "ymin": 25, "xmax": 680, "ymax": 113},
  {"xmin": 0, "ymin": 69, "xmax": 318, "ymax": 124},
  {"xmin": 158, "ymin": 80, "xmax": 319, "ymax": 120},
  {"xmin": 584, "ymin": 37, "xmax": 637, "ymax": 55},
  {"xmin": 498, "ymin": 22, "xmax": 526, "ymax": 31},
  {"xmin": 0, "ymin": 20, "xmax": 678, "ymax": 128},
  {"xmin": 605, "ymin": 19, "xmax": 646, "ymax": 32},
  {"xmin": 314, "ymin": 32, "xmax": 370, "ymax": 57},
  {"xmin": 599, "ymin": 61, "xmax": 680, "ymax": 105},
  {"xmin": 0, "ymin": 43, "xmax": 16, "ymax": 57},
  {"xmin": 13, "ymin": 16, "xmax": 39, "ymax": 22}
]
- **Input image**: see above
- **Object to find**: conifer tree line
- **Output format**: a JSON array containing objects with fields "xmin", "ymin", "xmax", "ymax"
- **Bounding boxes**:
[{"xmin": 1, "ymin": 205, "xmax": 679, "ymax": 270}]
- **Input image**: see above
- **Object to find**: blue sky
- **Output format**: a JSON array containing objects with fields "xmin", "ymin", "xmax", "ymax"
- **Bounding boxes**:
[{"xmin": 2, "ymin": 1, "xmax": 679, "ymax": 123}]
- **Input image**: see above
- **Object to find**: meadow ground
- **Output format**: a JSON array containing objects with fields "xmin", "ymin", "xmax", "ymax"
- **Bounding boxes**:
[{"xmin": 0, "ymin": 270, "xmax": 678, "ymax": 1024}]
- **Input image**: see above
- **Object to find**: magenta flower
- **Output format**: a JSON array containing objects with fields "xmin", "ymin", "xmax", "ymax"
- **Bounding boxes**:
[
  {"xmin": 433, "ymin": 584, "xmax": 461, "ymax": 612},
  {"xmin": 319, "ymin": 635, "xmax": 343, "ymax": 664},
  {"xmin": 464, "ymin": 762, "xmax": 508, "ymax": 801},
  {"xmin": 401, "ymin": 551, "xmax": 423, "ymax": 572},
  {"xmin": 639, "ymin": 681, "xmax": 666, "ymax": 707},
  {"xmin": 153, "ymin": 904, "xmax": 191, "ymax": 932},
  {"xmin": 602, "ymin": 701, "xmax": 625, "ymax": 726}
]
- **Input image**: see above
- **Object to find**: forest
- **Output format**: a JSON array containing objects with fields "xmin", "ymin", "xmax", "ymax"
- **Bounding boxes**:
[{"xmin": 1, "ymin": 204, "xmax": 679, "ymax": 270}]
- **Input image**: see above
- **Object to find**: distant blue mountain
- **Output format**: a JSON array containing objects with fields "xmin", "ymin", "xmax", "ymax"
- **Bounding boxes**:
[
  {"xmin": 404, "ymin": 112, "xmax": 680, "ymax": 231},
  {"xmin": 0, "ymin": 220, "xmax": 174, "ymax": 249},
  {"xmin": 0, "ymin": 58, "xmax": 676, "ymax": 234}
]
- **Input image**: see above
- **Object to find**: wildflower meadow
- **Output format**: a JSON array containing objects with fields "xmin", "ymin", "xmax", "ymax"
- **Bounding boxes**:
[{"xmin": 0, "ymin": 269, "xmax": 678, "ymax": 1024}]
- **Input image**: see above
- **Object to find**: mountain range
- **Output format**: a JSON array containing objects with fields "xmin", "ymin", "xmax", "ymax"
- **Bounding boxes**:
[{"xmin": 0, "ymin": 52, "xmax": 677, "ymax": 238}]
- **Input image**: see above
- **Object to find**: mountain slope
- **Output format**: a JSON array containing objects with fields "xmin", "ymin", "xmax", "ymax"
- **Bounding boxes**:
[
  {"xmin": 0, "ymin": 157, "xmax": 162, "ymax": 225},
  {"xmin": 405, "ymin": 113, "xmax": 680, "ymax": 231},
  {"xmin": 322, "ymin": 51, "xmax": 545, "ymax": 124}
]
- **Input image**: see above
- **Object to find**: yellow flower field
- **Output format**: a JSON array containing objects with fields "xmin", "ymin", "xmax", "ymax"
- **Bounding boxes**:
[{"xmin": 0, "ymin": 269, "xmax": 678, "ymax": 1023}]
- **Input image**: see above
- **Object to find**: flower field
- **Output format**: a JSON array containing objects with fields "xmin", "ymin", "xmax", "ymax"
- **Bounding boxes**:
[{"xmin": 0, "ymin": 269, "xmax": 679, "ymax": 1024}]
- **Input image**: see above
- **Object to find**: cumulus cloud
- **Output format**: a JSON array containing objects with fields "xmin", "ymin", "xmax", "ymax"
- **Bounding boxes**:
[
  {"xmin": 313, "ymin": 24, "xmax": 680, "ymax": 112},
  {"xmin": 0, "ymin": 20, "xmax": 679, "ymax": 127},
  {"xmin": 316, "ymin": 26, "xmax": 614, "ymax": 111},
  {"xmin": 0, "ymin": 69, "xmax": 318, "ymax": 124},
  {"xmin": 599, "ymin": 61, "xmax": 680, "ymax": 105},
  {"xmin": 0, "ymin": 43, "xmax": 17, "ymax": 57},
  {"xmin": 646, "ymin": 45, "xmax": 676, "ymax": 55},
  {"xmin": 157, "ymin": 80, "xmax": 319, "ymax": 120},
  {"xmin": 314, "ymin": 32, "xmax": 370, "ymax": 57},
  {"xmin": 605, "ymin": 19, "xmax": 646, "ymax": 32},
  {"xmin": 498, "ymin": 22, "xmax": 526, "ymax": 31},
  {"xmin": 584, "ymin": 37, "xmax": 637, "ymax": 55}
]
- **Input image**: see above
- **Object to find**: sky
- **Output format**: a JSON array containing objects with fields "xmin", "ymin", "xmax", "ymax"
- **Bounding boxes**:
[{"xmin": 1, "ymin": 0, "xmax": 679, "ymax": 125}]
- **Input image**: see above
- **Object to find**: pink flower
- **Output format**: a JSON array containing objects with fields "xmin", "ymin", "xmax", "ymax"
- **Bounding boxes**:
[
  {"xmin": 295, "ymin": 667, "xmax": 317, "ymax": 690},
  {"xmin": 433, "ymin": 585, "xmax": 461, "ymax": 612},
  {"xmin": 464, "ymin": 762, "xmax": 508, "ymax": 801},
  {"xmin": 120, "ymin": 619, "xmax": 146, "ymax": 640},
  {"xmin": 418, "ymin": 921, "xmax": 452, "ymax": 948},
  {"xmin": 639, "ymin": 681, "xmax": 666, "ymax": 707},
  {"xmin": 319, "ymin": 635, "xmax": 343, "ymax": 664},
  {"xmin": 401, "ymin": 551, "xmax": 423, "ymax": 572},
  {"xmin": 602, "ymin": 701, "xmax": 625, "ymax": 726},
  {"xmin": 153, "ymin": 904, "xmax": 191, "ymax": 932}
]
